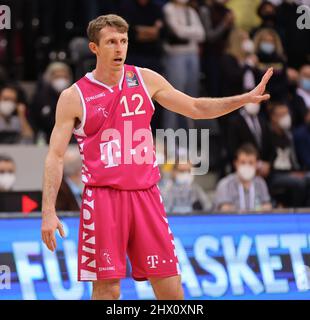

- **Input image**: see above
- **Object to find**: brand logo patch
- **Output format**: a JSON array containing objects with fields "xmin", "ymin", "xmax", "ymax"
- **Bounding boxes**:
[{"xmin": 126, "ymin": 71, "xmax": 139, "ymax": 88}]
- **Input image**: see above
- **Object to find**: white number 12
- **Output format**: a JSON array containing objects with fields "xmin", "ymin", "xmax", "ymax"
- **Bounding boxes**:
[{"xmin": 121, "ymin": 94, "xmax": 145, "ymax": 117}]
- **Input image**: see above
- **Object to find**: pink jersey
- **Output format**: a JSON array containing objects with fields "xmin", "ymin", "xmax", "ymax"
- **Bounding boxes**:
[{"xmin": 73, "ymin": 64, "xmax": 160, "ymax": 190}]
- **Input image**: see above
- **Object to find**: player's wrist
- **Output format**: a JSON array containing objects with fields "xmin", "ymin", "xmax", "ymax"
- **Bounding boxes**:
[{"xmin": 42, "ymin": 208, "xmax": 57, "ymax": 217}]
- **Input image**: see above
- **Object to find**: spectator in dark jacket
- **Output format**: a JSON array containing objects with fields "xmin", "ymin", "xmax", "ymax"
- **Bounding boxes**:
[
  {"xmin": 253, "ymin": 28, "xmax": 288, "ymax": 101},
  {"xmin": 30, "ymin": 62, "xmax": 72, "ymax": 143},
  {"xmin": 227, "ymin": 103, "xmax": 274, "ymax": 179},
  {"xmin": 268, "ymin": 101, "xmax": 308, "ymax": 207}
]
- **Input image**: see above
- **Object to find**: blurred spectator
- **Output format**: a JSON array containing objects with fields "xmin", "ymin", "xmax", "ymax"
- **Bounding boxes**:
[
  {"xmin": 250, "ymin": 1, "xmax": 278, "ymax": 37},
  {"xmin": 120, "ymin": 0, "xmax": 165, "ymax": 131},
  {"xmin": 199, "ymin": 0, "xmax": 234, "ymax": 97},
  {"xmin": 253, "ymin": 28, "xmax": 288, "ymax": 100},
  {"xmin": 268, "ymin": 101, "xmax": 308, "ymax": 207},
  {"xmin": 30, "ymin": 62, "xmax": 72, "ymax": 143},
  {"xmin": 56, "ymin": 146, "xmax": 82, "ymax": 211},
  {"xmin": 0, "ymin": 84, "xmax": 34, "ymax": 144},
  {"xmin": 214, "ymin": 144, "xmax": 272, "ymax": 212},
  {"xmin": 162, "ymin": 0, "xmax": 205, "ymax": 130},
  {"xmin": 297, "ymin": 64, "xmax": 310, "ymax": 110},
  {"xmin": 294, "ymin": 120, "xmax": 310, "ymax": 171},
  {"xmin": 227, "ymin": 104, "xmax": 274, "ymax": 178},
  {"xmin": 292, "ymin": 67, "xmax": 310, "ymax": 163},
  {"xmin": 0, "ymin": 154, "xmax": 16, "ymax": 192},
  {"xmin": 161, "ymin": 161, "xmax": 211, "ymax": 214},
  {"xmin": 69, "ymin": 37, "xmax": 96, "ymax": 80},
  {"xmin": 286, "ymin": 67, "xmax": 308, "ymax": 127},
  {"xmin": 219, "ymin": 28, "xmax": 257, "ymax": 163},
  {"xmin": 221, "ymin": 28, "xmax": 257, "ymax": 97},
  {"xmin": 120, "ymin": 0, "xmax": 164, "ymax": 72},
  {"xmin": 276, "ymin": 0, "xmax": 310, "ymax": 69}
]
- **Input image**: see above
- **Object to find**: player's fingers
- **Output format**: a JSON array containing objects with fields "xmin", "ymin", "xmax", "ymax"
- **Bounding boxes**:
[
  {"xmin": 42, "ymin": 233, "xmax": 48, "ymax": 249},
  {"xmin": 57, "ymin": 222, "xmax": 66, "ymax": 238},
  {"xmin": 48, "ymin": 232, "xmax": 56, "ymax": 251},
  {"xmin": 51, "ymin": 235, "xmax": 57, "ymax": 251},
  {"xmin": 45, "ymin": 232, "xmax": 55, "ymax": 251},
  {"xmin": 261, "ymin": 67, "xmax": 273, "ymax": 85},
  {"xmin": 255, "ymin": 94, "xmax": 270, "ymax": 102}
]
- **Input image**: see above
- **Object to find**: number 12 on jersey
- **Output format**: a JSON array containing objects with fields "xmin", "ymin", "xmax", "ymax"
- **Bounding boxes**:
[{"xmin": 121, "ymin": 94, "xmax": 145, "ymax": 117}]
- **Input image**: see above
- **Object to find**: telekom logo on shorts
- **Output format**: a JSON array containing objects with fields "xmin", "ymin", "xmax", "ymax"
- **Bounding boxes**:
[{"xmin": 147, "ymin": 255, "xmax": 159, "ymax": 269}]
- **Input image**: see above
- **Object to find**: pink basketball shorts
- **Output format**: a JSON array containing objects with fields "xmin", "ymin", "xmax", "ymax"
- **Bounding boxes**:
[{"xmin": 77, "ymin": 184, "xmax": 180, "ymax": 281}]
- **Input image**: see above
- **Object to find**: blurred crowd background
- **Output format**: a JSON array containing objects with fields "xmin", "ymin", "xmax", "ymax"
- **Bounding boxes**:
[{"xmin": 0, "ymin": 0, "xmax": 310, "ymax": 213}]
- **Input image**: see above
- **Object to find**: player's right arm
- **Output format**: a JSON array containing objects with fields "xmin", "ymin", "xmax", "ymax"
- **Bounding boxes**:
[{"xmin": 41, "ymin": 86, "xmax": 81, "ymax": 252}]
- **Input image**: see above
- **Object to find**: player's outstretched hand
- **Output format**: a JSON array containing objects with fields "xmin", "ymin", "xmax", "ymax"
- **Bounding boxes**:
[
  {"xmin": 41, "ymin": 213, "xmax": 65, "ymax": 252},
  {"xmin": 248, "ymin": 67, "xmax": 273, "ymax": 104}
]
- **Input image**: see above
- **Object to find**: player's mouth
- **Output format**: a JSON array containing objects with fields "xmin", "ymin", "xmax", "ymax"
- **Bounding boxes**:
[{"xmin": 113, "ymin": 58, "xmax": 123, "ymax": 62}]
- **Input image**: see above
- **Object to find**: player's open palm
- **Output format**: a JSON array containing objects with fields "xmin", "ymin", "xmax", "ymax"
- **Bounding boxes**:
[
  {"xmin": 41, "ymin": 213, "xmax": 65, "ymax": 252},
  {"xmin": 248, "ymin": 67, "xmax": 273, "ymax": 104}
]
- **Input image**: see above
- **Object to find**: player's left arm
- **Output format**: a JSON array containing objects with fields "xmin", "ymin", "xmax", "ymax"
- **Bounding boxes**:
[{"xmin": 140, "ymin": 67, "xmax": 273, "ymax": 119}]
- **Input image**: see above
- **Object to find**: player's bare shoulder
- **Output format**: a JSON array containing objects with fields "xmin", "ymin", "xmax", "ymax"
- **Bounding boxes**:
[
  {"xmin": 139, "ymin": 67, "xmax": 171, "ymax": 99},
  {"xmin": 55, "ymin": 85, "xmax": 82, "ymax": 123}
]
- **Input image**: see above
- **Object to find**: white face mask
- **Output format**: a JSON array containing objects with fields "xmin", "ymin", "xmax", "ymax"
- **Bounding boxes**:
[
  {"xmin": 0, "ymin": 173, "xmax": 16, "ymax": 191},
  {"xmin": 175, "ymin": 172, "xmax": 194, "ymax": 185},
  {"xmin": 0, "ymin": 101, "xmax": 16, "ymax": 117},
  {"xmin": 278, "ymin": 114, "xmax": 292, "ymax": 130},
  {"xmin": 51, "ymin": 78, "xmax": 70, "ymax": 93},
  {"xmin": 242, "ymin": 39, "xmax": 254, "ymax": 54},
  {"xmin": 237, "ymin": 164, "xmax": 256, "ymax": 181},
  {"xmin": 260, "ymin": 42, "xmax": 275, "ymax": 55},
  {"xmin": 244, "ymin": 103, "xmax": 260, "ymax": 116}
]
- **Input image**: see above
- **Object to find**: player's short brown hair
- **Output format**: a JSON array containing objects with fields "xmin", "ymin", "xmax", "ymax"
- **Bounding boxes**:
[{"xmin": 87, "ymin": 14, "xmax": 129, "ymax": 44}]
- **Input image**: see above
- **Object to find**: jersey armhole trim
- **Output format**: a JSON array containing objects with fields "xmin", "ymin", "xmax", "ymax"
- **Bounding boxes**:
[
  {"xmin": 72, "ymin": 83, "xmax": 87, "ymax": 137},
  {"xmin": 135, "ymin": 67, "xmax": 155, "ymax": 111}
]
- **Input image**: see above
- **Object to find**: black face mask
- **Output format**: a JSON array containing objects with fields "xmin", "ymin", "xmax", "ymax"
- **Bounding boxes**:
[{"xmin": 261, "ymin": 14, "xmax": 276, "ymax": 23}]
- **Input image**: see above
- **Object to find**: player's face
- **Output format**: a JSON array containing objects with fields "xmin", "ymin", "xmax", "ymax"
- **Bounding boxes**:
[{"xmin": 90, "ymin": 26, "xmax": 128, "ymax": 70}]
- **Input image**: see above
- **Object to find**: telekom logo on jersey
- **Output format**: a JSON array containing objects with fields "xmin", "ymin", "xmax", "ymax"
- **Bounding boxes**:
[{"xmin": 100, "ymin": 120, "xmax": 154, "ymax": 167}]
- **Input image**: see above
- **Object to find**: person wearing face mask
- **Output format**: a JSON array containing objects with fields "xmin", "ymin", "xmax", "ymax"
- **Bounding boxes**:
[
  {"xmin": 296, "ymin": 65, "xmax": 310, "ymax": 110},
  {"xmin": 0, "ymin": 85, "xmax": 34, "ymax": 144},
  {"xmin": 30, "ymin": 62, "xmax": 72, "ymax": 143},
  {"xmin": 253, "ymin": 28, "xmax": 288, "ymax": 100},
  {"xmin": 56, "ymin": 146, "xmax": 83, "ymax": 211},
  {"xmin": 227, "ymin": 101, "xmax": 274, "ymax": 178},
  {"xmin": 221, "ymin": 28, "xmax": 258, "ymax": 97},
  {"xmin": 160, "ymin": 161, "xmax": 211, "ymax": 214},
  {"xmin": 0, "ymin": 155, "xmax": 16, "ymax": 192},
  {"xmin": 214, "ymin": 144, "xmax": 272, "ymax": 212},
  {"xmin": 219, "ymin": 28, "xmax": 260, "ymax": 162},
  {"xmin": 268, "ymin": 101, "xmax": 308, "ymax": 207},
  {"xmin": 250, "ymin": 1, "xmax": 278, "ymax": 38}
]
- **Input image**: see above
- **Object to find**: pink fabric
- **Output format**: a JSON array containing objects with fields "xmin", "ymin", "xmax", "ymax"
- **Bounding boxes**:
[
  {"xmin": 78, "ymin": 185, "xmax": 180, "ymax": 281},
  {"xmin": 73, "ymin": 64, "xmax": 160, "ymax": 190}
]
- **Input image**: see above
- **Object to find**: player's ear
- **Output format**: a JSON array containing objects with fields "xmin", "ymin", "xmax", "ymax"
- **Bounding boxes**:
[{"xmin": 89, "ymin": 42, "xmax": 98, "ymax": 55}]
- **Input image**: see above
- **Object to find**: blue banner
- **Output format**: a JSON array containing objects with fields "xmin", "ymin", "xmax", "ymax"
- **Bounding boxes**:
[{"xmin": 0, "ymin": 213, "xmax": 310, "ymax": 300}]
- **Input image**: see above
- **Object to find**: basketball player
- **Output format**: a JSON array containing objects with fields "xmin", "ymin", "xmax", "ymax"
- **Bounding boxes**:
[{"xmin": 41, "ymin": 14, "xmax": 273, "ymax": 300}]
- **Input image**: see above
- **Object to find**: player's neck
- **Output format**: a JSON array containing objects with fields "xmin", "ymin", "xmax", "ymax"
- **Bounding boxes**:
[{"xmin": 93, "ymin": 63, "xmax": 124, "ymax": 87}]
